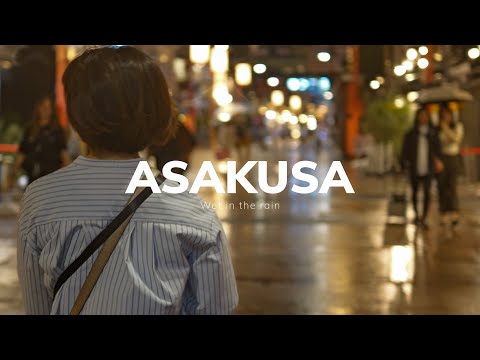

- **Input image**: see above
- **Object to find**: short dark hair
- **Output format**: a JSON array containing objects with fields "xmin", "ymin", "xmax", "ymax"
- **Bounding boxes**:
[
  {"xmin": 414, "ymin": 106, "xmax": 430, "ymax": 127},
  {"xmin": 63, "ymin": 46, "xmax": 175, "ymax": 153}
]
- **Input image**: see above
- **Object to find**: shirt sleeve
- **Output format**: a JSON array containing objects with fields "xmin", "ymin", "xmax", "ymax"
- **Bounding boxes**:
[
  {"xmin": 455, "ymin": 123, "xmax": 464, "ymax": 144},
  {"xmin": 443, "ymin": 123, "xmax": 464, "ymax": 145},
  {"xmin": 17, "ymin": 227, "xmax": 53, "ymax": 315},
  {"xmin": 181, "ymin": 214, "xmax": 239, "ymax": 315}
]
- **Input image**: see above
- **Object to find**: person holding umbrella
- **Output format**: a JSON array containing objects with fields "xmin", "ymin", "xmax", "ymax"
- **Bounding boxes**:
[{"xmin": 437, "ymin": 104, "xmax": 464, "ymax": 227}]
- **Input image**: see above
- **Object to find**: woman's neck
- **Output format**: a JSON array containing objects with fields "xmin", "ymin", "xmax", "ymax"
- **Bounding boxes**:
[{"xmin": 86, "ymin": 148, "xmax": 140, "ymax": 160}]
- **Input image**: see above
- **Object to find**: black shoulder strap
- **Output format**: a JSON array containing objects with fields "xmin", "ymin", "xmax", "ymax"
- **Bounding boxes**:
[{"xmin": 53, "ymin": 175, "xmax": 166, "ymax": 298}]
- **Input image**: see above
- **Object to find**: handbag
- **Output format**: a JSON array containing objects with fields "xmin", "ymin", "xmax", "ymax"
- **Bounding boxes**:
[{"xmin": 53, "ymin": 172, "xmax": 165, "ymax": 315}]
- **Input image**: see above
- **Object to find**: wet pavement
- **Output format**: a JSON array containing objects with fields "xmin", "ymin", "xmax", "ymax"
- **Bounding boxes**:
[{"xmin": 1, "ymin": 140, "xmax": 480, "ymax": 314}]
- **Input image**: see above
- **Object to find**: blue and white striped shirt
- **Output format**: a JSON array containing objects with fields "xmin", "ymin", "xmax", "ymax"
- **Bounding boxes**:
[{"xmin": 17, "ymin": 156, "xmax": 238, "ymax": 315}]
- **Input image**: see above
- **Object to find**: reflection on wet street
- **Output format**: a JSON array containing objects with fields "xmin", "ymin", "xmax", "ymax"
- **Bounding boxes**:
[
  {"xmin": 191, "ymin": 140, "xmax": 480, "ymax": 314},
  {"xmin": 2, "ymin": 140, "xmax": 480, "ymax": 314}
]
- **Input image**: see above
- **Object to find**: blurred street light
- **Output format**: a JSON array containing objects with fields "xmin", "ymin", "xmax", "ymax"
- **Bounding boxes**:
[
  {"xmin": 417, "ymin": 58, "xmax": 429, "ymax": 69},
  {"xmin": 406, "ymin": 48, "xmax": 418, "ymax": 61},
  {"xmin": 235, "ymin": 63, "xmax": 252, "ymax": 86},
  {"xmin": 402, "ymin": 60, "xmax": 414, "ymax": 71},
  {"xmin": 281, "ymin": 110, "xmax": 292, "ymax": 123},
  {"xmin": 67, "ymin": 46, "xmax": 77, "ymax": 62},
  {"xmin": 394, "ymin": 65, "xmax": 406, "ymax": 76},
  {"xmin": 210, "ymin": 46, "xmax": 229, "ymax": 73},
  {"xmin": 173, "ymin": 58, "xmax": 187, "ymax": 81},
  {"xmin": 258, "ymin": 106, "xmax": 268, "ymax": 115},
  {"xmin": 318, "ymin": 77, "xmax": 331, "ymax": 91},
  {"xmin": 307, "ymin": 116, "xmax": 317, "ymax": 130},
  {"xmin": 468, "ymin": 47, "xmax": 480, "ymax": 60},
  {"xmin": 218, "ymin": 112, "xmax": 231, "ymax": 122},
  {"xmin": 394, "ymin": 97, "xmax": 406, "ymax": 108},
  {"xmin": 265, "ymin": 110, "xmax": 277, "ymax": 120},
  {"xmin": 369, "ymin": 80, "xmax": 380, "ymax": 89},
  {"xmin": 271, "ymin": 90, "xmax": 284, "ymax": 106},
  {"xmin": 299, "ymin": 78, "xmax": 310, "ymax": 91},
  {"xmin": 323, "ymin": 91, "xmax": 334, "ymax": 100},
  {"xmin": 419, "ymin": 46, "xmax": 428, "ymax": 56},
  {"xmin": 317, "ymin": 52, "xmax": 331, "ymax": 62},
  {"xmin": 267, "ymin": 77, "xmax": 280, "ymax": 87},
  {"xmin": 299, "ymin": 114, "xmax": 308, "ymax": 124},
  {"xmin": 189, "ymin": 45, "xmax": 210, "ymax": 64},
  {"xmin": 433, "ymin": 53, "xmax": 443, "ymax": 61},
  {"xmin": 407, "ymin": 91, "xmax": 419, "ymax": 102},
  {"xmin": 290, "ymin": 128, "xmax": 301, "ymax": 139},
  {"xmin": 253, "ymin": 63, "xmax": 267, "ymax": 74},
  {"xmin": 212, "ymin": 83, "xmax": 232, "ymax": 106},
  {"xmin": 289, "ymin": 95, "xmax": 302, "ymax": 111},
  {"xmin": 405, "ymin": 73, "xmax": 415, "ymax": 82},
  {"xmin": 376, "ymin": 76, "xmax": 385, "ymax": 84},
  {"xmin": 286, "ymin": 78, "xmax": 301, "ymax": 91}
]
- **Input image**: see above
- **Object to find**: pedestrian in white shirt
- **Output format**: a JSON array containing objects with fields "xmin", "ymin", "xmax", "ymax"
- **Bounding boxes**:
[{"xmin": 401, "ymin": 107, "xmax": 443, "ymax": 229}]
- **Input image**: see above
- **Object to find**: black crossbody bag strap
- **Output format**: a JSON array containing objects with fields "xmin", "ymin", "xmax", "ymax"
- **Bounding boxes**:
[{"xmin": 53, "ymin": 174, "xmax": 166, "ymax": 298}]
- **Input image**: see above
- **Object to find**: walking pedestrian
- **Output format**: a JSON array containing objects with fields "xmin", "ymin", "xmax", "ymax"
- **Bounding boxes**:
[
  {"xmin": 437, "ymin": 104, "xmax": 464, "ymax": 227},
  {"xmin": 15, "ymin": 96, "xmax": 70, "ymax": 185},
  {"xmin": 401, "ymin": 107, "xmax": 443, "ymax": 228}
]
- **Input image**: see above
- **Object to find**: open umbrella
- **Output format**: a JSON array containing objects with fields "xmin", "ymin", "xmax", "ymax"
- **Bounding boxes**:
[{"xmin": 418, "ymin": 83, "xmax": 474, "ymax": 104}]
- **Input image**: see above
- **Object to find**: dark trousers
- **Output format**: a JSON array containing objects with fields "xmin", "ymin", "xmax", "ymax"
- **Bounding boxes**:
[
  {"xmin": 437, "ymin": 155, "xmax": 459, "ymax": 213},
  {"xmin": 410, "ymin": 174, "xmax": 432, "ymax": 219}
]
